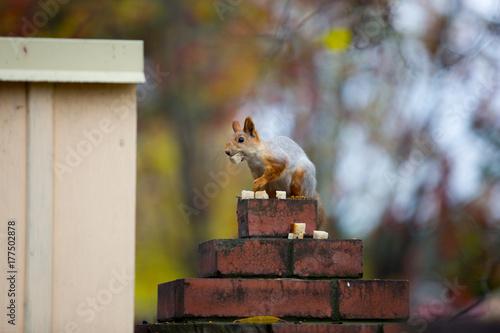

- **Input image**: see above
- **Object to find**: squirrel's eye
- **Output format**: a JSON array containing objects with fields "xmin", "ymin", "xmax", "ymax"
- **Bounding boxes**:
[{"xmin": 238, "ymin": 137, "xmax": 245, "ymax": 143}]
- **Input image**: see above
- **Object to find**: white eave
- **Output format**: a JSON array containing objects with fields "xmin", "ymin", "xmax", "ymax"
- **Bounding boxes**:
[{"xmin": 0, "ymin": 37, "xmax": 145, "ymax": 83}]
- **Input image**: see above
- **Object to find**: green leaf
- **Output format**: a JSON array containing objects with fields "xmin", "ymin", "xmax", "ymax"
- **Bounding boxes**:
[{"xmin": 321, "ymin": 28, "xmax": 352, "ymax": 51}]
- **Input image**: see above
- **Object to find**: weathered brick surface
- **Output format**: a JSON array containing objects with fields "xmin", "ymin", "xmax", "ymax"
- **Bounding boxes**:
[
  {"xmin": 292, "ymin": 239, "xmax": 363, "ymax": 278},
  {"xmin": 151, "ymin": 198, "xmax": 412, "ymax": 329},
  {"xmin": 158, "ymin": 278, "xmax": 332, "ymax": 321},
  {"xmin": 157, "ymin": 279, "xmax": 183, "ymax": 322},
  {"xmin": 338, "ymin": 280, "xmax": 409, "ymax": 320},
  {"xmin": 198, "ymin": 239, "xmax": 289, "ymax": 277},
  {"xmin": 199, "ymin": 239, "xmax": 363, "ymax": 278},
  {"xmin": 237, "ymin": 198, "xmax": 317, "ymax": 238}
]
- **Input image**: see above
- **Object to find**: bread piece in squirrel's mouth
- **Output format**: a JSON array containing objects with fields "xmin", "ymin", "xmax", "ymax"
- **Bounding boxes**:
[{"xmin": 228, "ymin": 152, "xmax": 244, "ymax": 164}]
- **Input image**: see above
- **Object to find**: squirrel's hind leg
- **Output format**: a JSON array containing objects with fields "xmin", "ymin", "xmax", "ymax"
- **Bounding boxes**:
[
  {"xmin": 290, "ymin": 163, "xmax": 316, "ymax": 199},
  {"xmin": 290, "ymin": 169, "xmax": 304, "ymax": 197}
]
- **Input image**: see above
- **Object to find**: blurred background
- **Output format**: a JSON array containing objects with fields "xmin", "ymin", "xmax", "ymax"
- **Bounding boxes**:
[{"xmin": 2, "ymin": 0, "xmax": 500, "ymax": 327}]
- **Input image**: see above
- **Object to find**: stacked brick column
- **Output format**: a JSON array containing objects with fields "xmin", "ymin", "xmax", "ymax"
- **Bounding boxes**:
[{"xmin": 136, "ymin": 199, "xmax": 409, "ymax": 333}]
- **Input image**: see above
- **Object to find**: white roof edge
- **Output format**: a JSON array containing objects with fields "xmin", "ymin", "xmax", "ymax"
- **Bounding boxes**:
[
  {"xmin": 0, "ymin": 37, "xmax": 145, "ymax": 83},
  {"xmin": 0, "ymin": 69, "xmax": 145, "ymax": 83}
]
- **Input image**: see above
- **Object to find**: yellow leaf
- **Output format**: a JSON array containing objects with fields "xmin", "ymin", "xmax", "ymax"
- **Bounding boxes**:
[
  {"xmin": 321, "ymin": 28, "xmax": 352, "ymax": 52},
  {"xmin": 233, "ymin": 316, "xmax": 281, "ymax": 324}
]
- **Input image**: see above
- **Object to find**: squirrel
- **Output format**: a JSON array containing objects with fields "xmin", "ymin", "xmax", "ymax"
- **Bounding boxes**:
[{"xmin": 225, "ymin": 117, "xmax": 326, "ymax": 228}]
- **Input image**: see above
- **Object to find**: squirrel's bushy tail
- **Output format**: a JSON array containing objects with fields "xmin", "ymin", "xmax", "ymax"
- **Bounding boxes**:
[{"xmin": 316, "ymin": 191, "xmax": 326, "ymax": 229}]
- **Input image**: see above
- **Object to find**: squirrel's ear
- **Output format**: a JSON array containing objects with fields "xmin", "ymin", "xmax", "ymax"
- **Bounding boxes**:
[
  {"xmin": 232, "ymin": 120, "xmax": 242, "ymax": 132},
  {"xmin": 243, "ymin": 117, "xmax": 259, "ymax": 139}
]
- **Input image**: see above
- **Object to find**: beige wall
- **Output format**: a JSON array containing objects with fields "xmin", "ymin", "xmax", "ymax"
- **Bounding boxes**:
[
  {"xmin": 0, "ymin": 82, "xmax": 28, "ymax": 333},
  {"xmin": 0, "ymin": 82, "xmax": 137, "ymax": 333}
]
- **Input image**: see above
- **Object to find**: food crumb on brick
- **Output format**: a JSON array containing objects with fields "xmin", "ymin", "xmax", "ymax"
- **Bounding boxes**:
[
  {"xmin": 241, "ymin": 190, "xmax": 254, "ymax": 199},
  {"xmin": 313, "ymin": 230, "xmax": 329, "ymax": 239},
  {"xmin": 255, "ymin": 190, "xmax": 269, "ymax": 199},
  {"xmin": 290, "ymin": 223, "xmax": 306, "ymax": 234}
]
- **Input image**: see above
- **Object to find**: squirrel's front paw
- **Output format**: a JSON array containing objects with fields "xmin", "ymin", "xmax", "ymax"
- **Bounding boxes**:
[{"xmin": 253, "ymin": 178, "xmax": 267, "ymax": 191}]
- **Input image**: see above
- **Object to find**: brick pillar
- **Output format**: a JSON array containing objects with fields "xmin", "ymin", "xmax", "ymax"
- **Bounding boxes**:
[{"xmin": 137, "ymin": 198, "xmax": 410, "ymax": 333}]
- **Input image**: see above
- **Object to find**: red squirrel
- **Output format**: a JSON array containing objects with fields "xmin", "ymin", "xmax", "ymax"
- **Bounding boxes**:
[{"xmin": 225, "ymin": 117, "xmax": 326, "ymax": 228}]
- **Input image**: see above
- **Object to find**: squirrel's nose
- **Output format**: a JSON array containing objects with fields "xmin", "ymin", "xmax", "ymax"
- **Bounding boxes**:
[{"xmin": 225, "ymin": 150, "xmax": 231, "ymax": 156}]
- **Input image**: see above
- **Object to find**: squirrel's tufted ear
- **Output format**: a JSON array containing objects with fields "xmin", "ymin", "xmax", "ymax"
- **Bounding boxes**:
[
  {"xmin": 243, "ymin": 117, "xmax": 259, "ymax": 139},
  {"xmin": 232, "ymin": 120, "xmax": 242, "ymax": 132}
]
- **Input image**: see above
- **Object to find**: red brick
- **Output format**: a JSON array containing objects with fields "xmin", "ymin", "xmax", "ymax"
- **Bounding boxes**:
[
  {"xmin": 157, "ymin": 279, "xmax": 183, "ymax": 321},
  {"xmin": 198, "ymin": 239, "xmax": 289, "ymax": 277},
  {"xmin": 237, "ymin": 198, "xmax": 317, "ymax": 238},
  {"xmin": 293, "ymin": 240, "xmax": 363, "ymax": 278},
  {"xmin": 337, "ymin": 280, "xmax": 409, "ymax": 320},
  {"xmin": 199, "ymin": 239, "xmax": 364, "ymax": 278},
  {"xmin": 199, "ymin": 240, "xmax": 217, "ymax": 277},
  {"xmin": 272, "ymin": 324, "xmax": 379, "ymax": 333},
  {"xmin": 157, "ymin": 278, "xmax": 333, "ymax": 321}
]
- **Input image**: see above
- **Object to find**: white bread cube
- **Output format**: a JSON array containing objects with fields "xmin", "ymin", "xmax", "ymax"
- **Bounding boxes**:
[
  {"xmin": 229, "ymin": 152, "xmax": 244, "ymax": 164},
  {"xmin": 255, "ymin": 190, "xmax": 269, "ymax": 199},
  {"xmin": 276, "ymin": 191, "xmax": 286, "ymax": 199},
  {"xmin": 241, "ymin": 190, "xmax": 254, "ymax": 199},
  {"xmin": 313, "ymin": 230, "xmax": 329, "ymax": 239},
  {"xmin": 290, "ymin": 223, "xmax": 306, "ymax": 234},
  {"xmin": 288, "ymin": 232, "xmax": 304, "ymax": 239}
]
